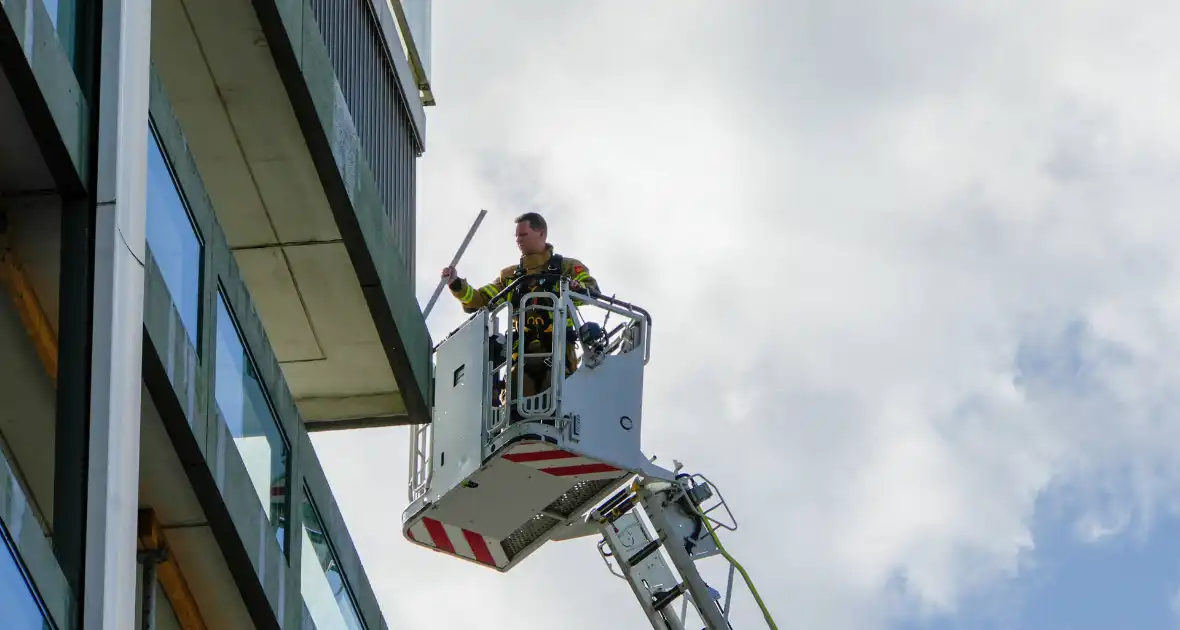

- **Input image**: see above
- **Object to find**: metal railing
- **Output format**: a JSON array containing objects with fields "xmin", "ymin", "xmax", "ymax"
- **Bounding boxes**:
[
  {"xmin": 307, "ymin": 0, "xmax": 419, "ymax": 279},
  {"xmin": 505, "ymin": 289, "xmax": 565, "ymax": 420},
  {"xmin": 407, "ymin": 419, "xmax": 432, "ymax": 502}
]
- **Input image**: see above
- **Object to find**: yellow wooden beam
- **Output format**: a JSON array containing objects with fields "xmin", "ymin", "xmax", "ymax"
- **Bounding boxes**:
[
  {"xmin": 137, "ymin": 509, "xmax": 209, "ymax": 630},
  {"xmin": 0, "ymin": 246, "xmax": 58, "ymax": 384}
]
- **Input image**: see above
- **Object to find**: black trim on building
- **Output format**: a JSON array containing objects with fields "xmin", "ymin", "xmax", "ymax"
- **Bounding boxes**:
[
  {"xmin": 51, "ymin": 0, "xmax": 104, "ymax": 622},
  {"xmin": 53, "ymin": 197, "xmax": 94, "ymax": 614}
]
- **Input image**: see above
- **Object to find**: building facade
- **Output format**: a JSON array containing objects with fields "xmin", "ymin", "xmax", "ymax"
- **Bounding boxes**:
[{"xmin": 0, "ymin": 0, "xmax": 433, "ymax": 628}]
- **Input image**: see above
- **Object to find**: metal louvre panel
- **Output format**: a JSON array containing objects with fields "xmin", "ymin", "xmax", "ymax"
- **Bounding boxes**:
[{"xmin": 307, "ymin": 0, "xmax": 418, "ymax": 281}]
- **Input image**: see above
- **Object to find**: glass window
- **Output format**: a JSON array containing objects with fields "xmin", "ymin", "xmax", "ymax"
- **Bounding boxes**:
[
  {"xmin": 0, "ymin": 526, "xmax": 51, "ymax": 630},
  {"xmin": 300, "ymin": 490, "xmax": 364, "ymax": 630},
  {"xmin": 0, "ymin": 445, "xmax": 72, "ymax": 629},
  {"xmin": 145, "ymin": 124, "xmax": 203, "ymax": 349},
  {"xmin": 213, "ymin": 291, "xmax": 289, "ymax": 552}
]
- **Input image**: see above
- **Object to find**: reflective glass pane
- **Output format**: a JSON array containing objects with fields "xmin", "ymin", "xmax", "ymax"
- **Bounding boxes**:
[
  {"xmin": 300, "ymin": 493, "xmax": 364, "ymax": 630},
  {"xmin": 0, "ymin": 528, "xmax": 51, "ymax": 630},
  {"xmin": 214, "ymin": 292, "xmax": 289, "ymax": 551},
  {"xmin": 145, "ymin": 126, "xmax": 203, "ymax": 348}
]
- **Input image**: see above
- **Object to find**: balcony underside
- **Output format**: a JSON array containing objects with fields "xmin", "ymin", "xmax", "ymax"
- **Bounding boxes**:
[
  {"xmin": 0, "ymin": 61, "xmax": 54, "ymax": 196},
  {"xmin": 150, "ymin": 0, "xmax": 409, "ymax": 427}
]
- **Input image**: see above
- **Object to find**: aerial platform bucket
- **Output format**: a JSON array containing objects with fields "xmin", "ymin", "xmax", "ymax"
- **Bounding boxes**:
[
  {"xmin": 402, "ymin": 433, "xmax": 635, "ymax": 571},
  {"xmin": 403, "ymin": 276, "xmax": 674, "ymax": 571}
]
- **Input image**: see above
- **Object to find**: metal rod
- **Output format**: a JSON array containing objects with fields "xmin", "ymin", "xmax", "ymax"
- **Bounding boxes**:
[
  {"xmin": 423, "ymin": 208, "xmax": 488, "ymax": 318},
  {"xmin": 723, "ymin": 564, "xmax": 736, "ymax": 620}
]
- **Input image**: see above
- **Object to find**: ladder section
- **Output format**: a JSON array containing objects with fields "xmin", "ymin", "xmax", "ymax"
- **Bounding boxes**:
[
  {"xmin": 591, "ymin": 475, "xmax": 778, "ymax": 629},
  {"xmin": 596, "ymin": 498, "xmax": 699, "ymax": 629}
]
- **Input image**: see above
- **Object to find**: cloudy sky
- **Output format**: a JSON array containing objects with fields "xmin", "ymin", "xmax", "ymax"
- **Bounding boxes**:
[{"xmin": 311, "ymin": 1, "xmax": 1180, "ymax": 628}]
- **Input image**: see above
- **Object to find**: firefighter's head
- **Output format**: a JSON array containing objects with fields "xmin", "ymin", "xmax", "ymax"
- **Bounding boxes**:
[{"xmin": 514, "ymin": 212, "xmax": 548, "ymax": 255}]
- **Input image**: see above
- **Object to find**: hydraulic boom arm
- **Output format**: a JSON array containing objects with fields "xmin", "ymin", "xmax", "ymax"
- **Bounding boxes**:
[{"xmin": 589, "ymin": 472, "xmax": 778, "ymax": 629}]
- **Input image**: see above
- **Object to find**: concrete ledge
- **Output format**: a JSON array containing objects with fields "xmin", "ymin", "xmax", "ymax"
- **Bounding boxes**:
[
  {"xmin": 305, "ymin": 413, "xmax": 413, "ymax": 432},
  {"xmin": 253, "ymin": 0, "xmax": 433, "ymax": 424},
  {"xmin": 297, "ymin": 391, "xmax": 407, "ymax": 422},
  {"xmin": 141, "ymin": 249, "xmax": 207, "ymax": 448}
]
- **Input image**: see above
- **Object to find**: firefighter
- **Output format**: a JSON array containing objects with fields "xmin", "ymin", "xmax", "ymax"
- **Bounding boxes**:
[{"xmin": 441, "ymin": 212, "xmax": 599, "ymax": 399}]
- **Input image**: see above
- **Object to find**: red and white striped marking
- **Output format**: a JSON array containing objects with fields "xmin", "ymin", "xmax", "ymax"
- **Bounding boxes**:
[
  {"xmin": 406, "ymin": 517, "xmax": 509, "ymax": 569},
  {"xmin": 499, "ymin": 441, "xmax": 625, "ymax": 481}
]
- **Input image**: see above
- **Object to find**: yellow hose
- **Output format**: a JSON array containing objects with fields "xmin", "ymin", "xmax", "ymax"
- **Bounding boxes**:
[{"xmin": 702, "ymin": 516, "xmax": 778, "ymax": 629}]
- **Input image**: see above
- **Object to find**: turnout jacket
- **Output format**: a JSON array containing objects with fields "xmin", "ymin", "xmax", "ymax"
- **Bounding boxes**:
[{"xmin": 448, "ymin": 244, "xmax": 599, "ymax": 315}]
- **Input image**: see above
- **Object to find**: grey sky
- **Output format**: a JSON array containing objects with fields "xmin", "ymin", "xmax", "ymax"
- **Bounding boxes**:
[{"xmin": 311, "ymin": 1, "xmax": 1180, "ymax": 627}]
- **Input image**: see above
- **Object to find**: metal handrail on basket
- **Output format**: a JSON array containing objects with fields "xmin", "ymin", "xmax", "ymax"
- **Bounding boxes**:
[
  {"xmin": 484, "ymin": 299, "xmax": 515, "ymax": 436},
  {"xmin": 486, "ymin": 274, "xmax": 654, "ymax": 329},
  {"xmin": 484, "ymin": 274, "xmax": 566, "ymax": 432},
  {"xmin": 514, "ymin": 289, "xmax": 566, "ymax": 419},
  {"xmin": 407, "ymin": 420, "xmax": 432, "ymax": 502}
]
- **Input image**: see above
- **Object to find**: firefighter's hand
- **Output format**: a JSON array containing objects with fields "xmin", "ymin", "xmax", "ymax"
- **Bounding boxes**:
[{"xmin": 441, "ymin": 266, "xmax": 457, "ymax": 283}]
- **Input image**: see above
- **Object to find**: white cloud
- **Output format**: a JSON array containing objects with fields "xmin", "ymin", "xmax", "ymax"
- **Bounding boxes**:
[{"xmin": 313, "ymin": 1, "xmax": 1180, "ymax": 628}]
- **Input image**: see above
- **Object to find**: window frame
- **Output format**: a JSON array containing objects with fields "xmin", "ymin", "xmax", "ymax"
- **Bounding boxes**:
[
  {"xmin": 0, "ymin": 519, "xmax": 55, "ymax": 628},
  {"xmin": 145, "ymin": 118, "xmax": 207, "ymax": 357},
  {"xmin": 212, "ymin": 283, "xmax": 294, "ymax": 557},
  {"xmin": 300, "ymin": 484, "xmax": 367, "ymax": 630}
]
